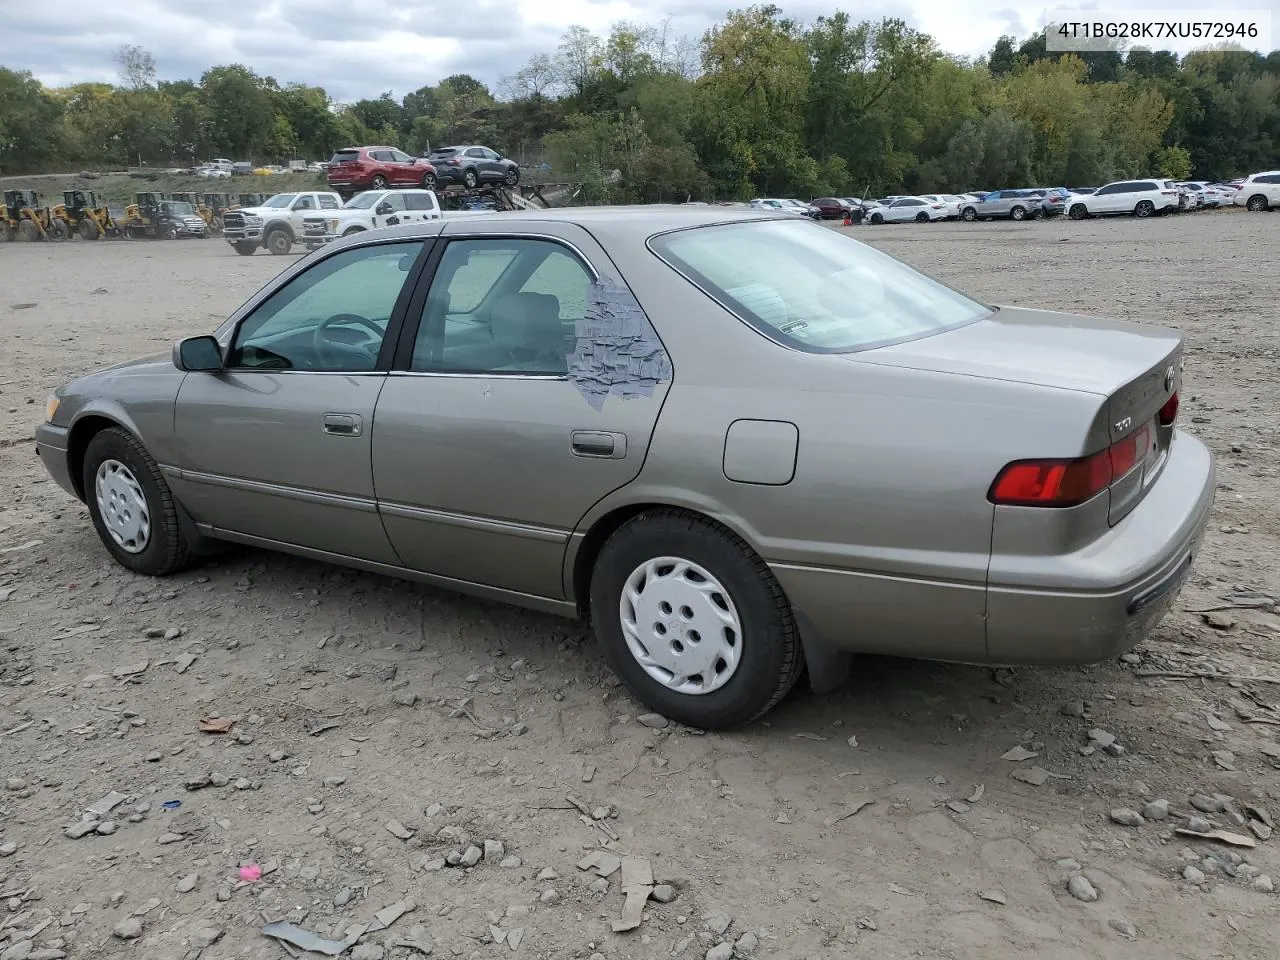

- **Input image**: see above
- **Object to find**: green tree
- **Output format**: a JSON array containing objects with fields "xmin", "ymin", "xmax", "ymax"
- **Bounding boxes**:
[
  {"xmin": 1154, "ymin": 144, "xmax": 1192, "ymax": 179},
  {"xmin": 200, "ymin": 65, "xmax": 275, "ymax": 158},
  {"xmin": 0, "ymin": 68, "xmax": 66, "ymax": 173}
]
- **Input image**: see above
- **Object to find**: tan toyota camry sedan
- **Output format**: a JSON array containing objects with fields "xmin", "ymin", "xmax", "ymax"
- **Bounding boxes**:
[{"xmin": 35, "ymin": 208, "xmax": 1215, "ymax": 728}]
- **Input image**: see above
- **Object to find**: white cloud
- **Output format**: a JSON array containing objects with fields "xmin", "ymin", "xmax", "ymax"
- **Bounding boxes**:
[{"xmin": 6, "ymin": 0, "xmax": 1277, "ymax": 100}]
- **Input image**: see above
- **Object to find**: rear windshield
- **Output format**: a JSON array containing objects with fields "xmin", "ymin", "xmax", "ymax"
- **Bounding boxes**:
[
  {"xmin": 649, "ymin": 219, "xmax": 989, "ymax": 353},
  {"xmin": 429, "ymin": 148, "xmax": 459, "ymax": 158},
  {"xmin": 330, "ymin": 150, "xmax": 360, "ymax": 164}
]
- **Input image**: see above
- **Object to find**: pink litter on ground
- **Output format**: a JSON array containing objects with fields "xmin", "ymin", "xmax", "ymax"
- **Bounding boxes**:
[{"xmin": 239, "ymin": 864, "xmax": 262, "ymax": 882}]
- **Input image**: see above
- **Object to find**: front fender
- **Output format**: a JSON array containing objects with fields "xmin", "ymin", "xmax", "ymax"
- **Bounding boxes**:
[{"xmin": 263, "ymin": 220, "xmax": 295, "ymax": 240}]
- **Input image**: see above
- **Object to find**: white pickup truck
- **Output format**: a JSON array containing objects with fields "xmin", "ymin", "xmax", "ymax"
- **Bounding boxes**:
[
  {"xmin": 222, "ymin": 191, "xmax": 344, "ymax": 256},
  {"xmin": 301, "ymin": 189, "xmax": 447, "ymax": 248}
]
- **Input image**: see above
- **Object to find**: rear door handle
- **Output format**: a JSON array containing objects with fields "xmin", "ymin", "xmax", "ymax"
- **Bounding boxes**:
[
  {"xmin": 571, "ymin": 430, "xmax": 626, "ymax": 459},
  {"xmin": 322, "ymin": 413, "xmax": 362, "ymax": 437}
]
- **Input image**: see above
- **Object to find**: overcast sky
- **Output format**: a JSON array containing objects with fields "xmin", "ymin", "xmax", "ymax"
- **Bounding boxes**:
[{"xmin": 7, "ymin": 1, "xmax": 1278, "ymax": 102}]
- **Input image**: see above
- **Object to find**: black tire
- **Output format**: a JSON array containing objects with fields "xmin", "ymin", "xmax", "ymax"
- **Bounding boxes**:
[
  {"xmin": 1246, "ymin": 194, "xmax": 1268, "ymax": 212},
  {"xmin": 234, "ymin": 241, "xmax": 257, "ymax": 256},
  {"xmin": 914, "ymin": 211, "xmax": 928, "ymax": 222},
  {"xmin": 342, "ymin": 226, "xmax": 367, "ymax": 237},
  {"xmin": 1009, "ymin": 205, "xmax": 1026, "ymax": 221},
  {"xmin": 589, "ymin": 510, "xmax": 804, "ymax": 729},
  {"xmin": 420, "ymin": 172, "xmax": 436, "ymax": 190},
  {"xmin": 869, "ymin": 212, "xmax": 883, "ymax": 225},
  {"xmin": 17, "ymin": 220, "xmax": 39, "ymax": 241},
  {"xmin": 463, "ymin": 168, "xmax": 479, "ymax": 189},
  {"xmin": 1068, "ymin": 203, "xmax": 1087, "ymax": 220},
  {"xmin": 265, "ymin": 229, "xmax": 292, "ymax": 255},
  {"xmin": 79, "ymin": 219, "xmax": 99, "ymax": 240},
  {"xmin": 1134, "ymin": 200, "xmax": 1154, "ymax": 218},
  {"xmin": 50, "ymin": 219, "xmax": 70, "ymax": 240},
  {"xmin": 371, "ymin": 175, "xmax": 388, "ymax": 190},
  {"xmin": 504, "ymin": 167, "xmax": 519, "ymax": 186},
  {"xmin": 82, "ymin": 427, "xmax": 195, "ymax": 577},
  {"xmin": 163, "ymin": 225, "xmax": 178, "ymax": 240},
  {"xmin": 961, "ymin": 206, "xmax": 977, "ymax": 222}
]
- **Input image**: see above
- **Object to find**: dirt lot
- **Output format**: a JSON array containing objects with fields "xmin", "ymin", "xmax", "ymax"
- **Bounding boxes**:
[{"xmin": 1, "ymin": 212, "xmax": 1278, "ymax": 960}]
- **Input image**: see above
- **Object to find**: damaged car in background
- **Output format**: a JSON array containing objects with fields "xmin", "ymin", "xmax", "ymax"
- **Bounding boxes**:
[{"xmin": 34, "ymin": 209, "xmax": 1214, "ymax": 729}]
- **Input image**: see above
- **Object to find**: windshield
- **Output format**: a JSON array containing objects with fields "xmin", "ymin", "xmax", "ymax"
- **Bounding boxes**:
[
  {"xmin": 164, "ymin": 202, "xmax": 195, "ymax": 216},
  {"xmin": 264, "ymin": 194, "xmax": 297, "ymax": 208},
  {"xmin": 649, "ymin": 219, "xmax": 990, "ymax": 354},
  {"xmin": 344, "ymin": 192, "xmax": 382, "ymax": 209}
]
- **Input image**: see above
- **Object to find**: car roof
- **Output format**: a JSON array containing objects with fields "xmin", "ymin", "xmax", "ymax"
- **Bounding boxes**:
[{"xmin": 347, "ymin": 205, "xmax": 795, "ymax": 244}]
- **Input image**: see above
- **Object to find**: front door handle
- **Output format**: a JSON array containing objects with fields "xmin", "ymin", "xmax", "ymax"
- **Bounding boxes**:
[
  {"xmin": 322, "ymin": 413, "xmax": 362, "ymax": 437},
  {"xmin": 571, "ymin": 430, "xmax": 626, "ymax": 459}
]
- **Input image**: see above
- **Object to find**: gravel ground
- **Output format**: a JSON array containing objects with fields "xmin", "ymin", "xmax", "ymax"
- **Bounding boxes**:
[{"xmin": 1, "ymin": 212, "xmax": 1278, "ymax": 960}]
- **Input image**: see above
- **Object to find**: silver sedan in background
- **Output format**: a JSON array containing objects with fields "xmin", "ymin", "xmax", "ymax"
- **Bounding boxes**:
[{"xmin": 35, "ymin": 208, "xmax": 1215, "ymax": 729}]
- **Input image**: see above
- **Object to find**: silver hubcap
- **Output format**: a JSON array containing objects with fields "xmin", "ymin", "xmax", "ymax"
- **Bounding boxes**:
[
  {"xmin": 619, "ymin": 557, "xmax": 742, "ymax": 695},
  {"xmin": 95, "ymin": 459, "xmax": 150, "ymax": 553}
]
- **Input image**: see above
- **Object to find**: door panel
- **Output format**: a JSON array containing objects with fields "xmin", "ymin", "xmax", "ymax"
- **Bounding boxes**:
[
  {"xmin": 167, "ymin": 239, "xmax": 427, "ymax": 563},
  {"xmin": 373, "ymin": 224, "xmax": 671, "ymax": 599},
  {"xmin": 170, "ymin": 373, "xmax": 397, "ymax": 561}
]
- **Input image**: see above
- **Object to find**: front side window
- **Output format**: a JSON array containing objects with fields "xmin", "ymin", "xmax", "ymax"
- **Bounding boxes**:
[
  {"xmin": 229, "ymin": 241, "xmax": 423, "ymax": 372},
  {"xmin": 389, "ymin": 150, "xmax": 414, "ymax": 163},
  {"xmin": 265, "ymin": 194, "xmax": 296, "ymax": 208},
  {"xmin": 410, "ymin": 238, "xmax": 592, "ymax": 374},
  {"xmin": 650, "ymin": 219, "xmax": 989, "ymax": 354},
  {"xmin": 378, "ymin": 194, "xmax": 407, "ymax": 212},
  {"xmin": 293, "ymin": 195, "xmax": 315, "ymax": 210}
]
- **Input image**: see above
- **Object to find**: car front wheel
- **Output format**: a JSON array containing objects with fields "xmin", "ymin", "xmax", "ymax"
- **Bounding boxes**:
[
  {"xmin": 505, "ymin": 167, "xmax": 519, "ymax": 186},
  {"xmin": 589, "ymin": 510, "xmax": 804, "ymax": 729},
  {"xmin": 1068, "ymin": 204, "xmax": 1088, "ymax": 220},
  {"xmin": 266, "ymin": 229, "xmax": 292, "ymax": 255},
  {"xmin": 421, "ymin": 172, "xmax": 436, "ymax": 190},
  {"xmin": 371, "ymin": 175, "xmax": 388, "ymax": 189},
  {"xmin": 869, "ymin": 213, "xmax": 883, "ymax": 225},
  {"xmin": 83, "ymin": 427, "xmax": 195, "ymax": 576}
]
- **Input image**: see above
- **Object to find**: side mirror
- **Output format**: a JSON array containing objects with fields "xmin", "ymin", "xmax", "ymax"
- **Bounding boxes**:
[{"xmin": 174, "ymin": 335, "xmax": 223, "ymax": 372}]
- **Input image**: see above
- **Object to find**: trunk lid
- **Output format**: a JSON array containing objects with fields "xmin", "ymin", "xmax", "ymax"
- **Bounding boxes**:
[{"xmin": 857, "ymin": 305, "xmax": 1183, "ymax": 522}]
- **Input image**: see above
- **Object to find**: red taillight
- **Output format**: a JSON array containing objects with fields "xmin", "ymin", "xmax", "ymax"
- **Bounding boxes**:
[
  {"xmin": 446, "ymin": 158, "xmax": 460, "ymax": 165},
  {"xmin": 1158, "ymin": 391, "xmax": 1179, "ymax": 426},
  {"xmin": 989, "ymin": 419, "xmax": 1157, "ymax": 507}
]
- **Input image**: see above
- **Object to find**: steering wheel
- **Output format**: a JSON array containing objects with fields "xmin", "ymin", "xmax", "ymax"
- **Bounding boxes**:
[{"xmin": 312, "ymin": 313, "xmax": 384, "ymax": 369}]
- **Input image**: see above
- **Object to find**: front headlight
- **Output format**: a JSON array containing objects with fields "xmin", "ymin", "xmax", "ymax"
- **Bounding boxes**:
[
  {"xmin": 330, "ymin": 219, "xmax": 340, "ymax": 230},
  {"xmin": 45, "ymin": 394, "xmax": 60, "ymax": 422}
]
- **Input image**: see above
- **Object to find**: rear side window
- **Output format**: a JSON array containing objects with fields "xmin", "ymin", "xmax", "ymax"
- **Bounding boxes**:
[
  {"xmin": 405, "ymin": 194, "xmax": 436, "ymax": 211},
  {"xmin": 650, "ymin": 219, "xmax": 989, "ymax": 354},
  {"xmin": 319, "ymin": 196, "xmax": 339, "ymax": 209},
  {"xmin": 1258, "ymin": 174, "xmax": 1280, "ymax": 184},
  {"xmin": 330, "ymin": 150, "xmax": 359, "ymax": 164}
]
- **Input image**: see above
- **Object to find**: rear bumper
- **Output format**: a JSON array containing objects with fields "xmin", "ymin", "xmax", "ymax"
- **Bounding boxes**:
[
  {"xmin": 985, "ymin": 430, "xmax": 1215, "ymax": 663},
  {"xmin": 34, "ymin": 422, "xmax": 78, "ymax": 498}
]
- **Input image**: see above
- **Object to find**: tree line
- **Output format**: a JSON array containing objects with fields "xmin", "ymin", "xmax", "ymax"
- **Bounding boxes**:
[{"xmin": 2, "ymin": 5, "xmax": 1278, "ymax": 201}]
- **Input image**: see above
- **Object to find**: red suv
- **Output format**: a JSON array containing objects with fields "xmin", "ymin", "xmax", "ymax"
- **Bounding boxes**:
[{"xmin": 326, "ymin": 146, "xmax": 437, "ymax": 195}]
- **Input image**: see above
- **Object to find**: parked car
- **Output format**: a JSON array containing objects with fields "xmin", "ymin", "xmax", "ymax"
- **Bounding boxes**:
[
  {"xmin": 426, "ymin": 146, "xmax": 520, "ymax": 188},
  {"xmin": 33, "ymin": 208, "xmax": 1214, "ymax": 729},
  {"xmin": 1068, "ymin": 187, "xmax": 1098, "ymax": 196},
  {"xmin": 748, "ymin": 198, "xmax": 810, "ymax": 216},
  {"xmin": 231, "ymin": 162, "xmax": 254, "ymax": 175},
  {"xmin": 1175, "ymin": 184, "xmax": 1203, "ymax": 210},
  {"xmin": 1066, "ymin": 180, "xmax": 1180, "ymax": 219},
  {"xmin": 959, "ymin": 190, "xmax": 1043, "ymax": 222},
  {"xmin": 1031, "ymin": 187, "xmax": 1071, "ymax": 217},
  {"xmin": 839, "ymin": 199, "xmax": 870, "ymax": 224},
  {"xmin": 1234, "ymin": 170, "xmax": 1280, "ymax": 211},
  {"xmin": 220, "ymin": 191, "xmax": 343, "ymax": 256},
  {"xmin": 809, "ymin": 197, "xmax": 854, "ymax": 220},
  {"xmin": 777, "ymin": 199, "xmax": 820, "ymax": 218},
  {"xmin": 195, "ymin": 165, "xmax": 232, "ymax": 179},
  {"xmin": 865, "ymin": 196, "xmax": 948, "ymax": 223},
  {"xmin": 918, "ymin": 194, "xmax": 963, "ymax": 219},
  {"xmin": 327, "ymin": 146, "xmax": 438, "ymax": 195}
]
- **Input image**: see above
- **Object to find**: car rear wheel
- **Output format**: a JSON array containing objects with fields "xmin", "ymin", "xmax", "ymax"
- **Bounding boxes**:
[
  {"xmin": 961, "ymin": 207, "xmax": 977, "ymax": 221},
  {"xmin": 1134, "ymin": 200, "xmax": 1154, "ymax": 218},
  {"xmin": 265, "ymin": 229, "xmax": 292, "ymax": 255},
  {"xmin": 83, "ymin": 427, "xmax": 195, "ymax": 576},
  {"xmin": 589, "ymin": 510, "xmax": 804, "ymax": 729},
  {"xmin": 504, "ymin": 167, "xmax": 519, "ymax": 186},
  {"xmin": 1246, "ymin": 194, "xmax": 1269, "ymax": 212},
  {"xmin": 463, "ymin": 168, "xmax": 479, "ymax": 189},
  {"xmin": 914, "ymin": 211, "xmax": 929, "ymax": 222},
  {"xmin": 1009, "ymin": 205, "xmax": 1026, "ymax": 221},
  {"xmin": 371, "ymin": 175, "xmax": 388, "ymax": 190}
]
